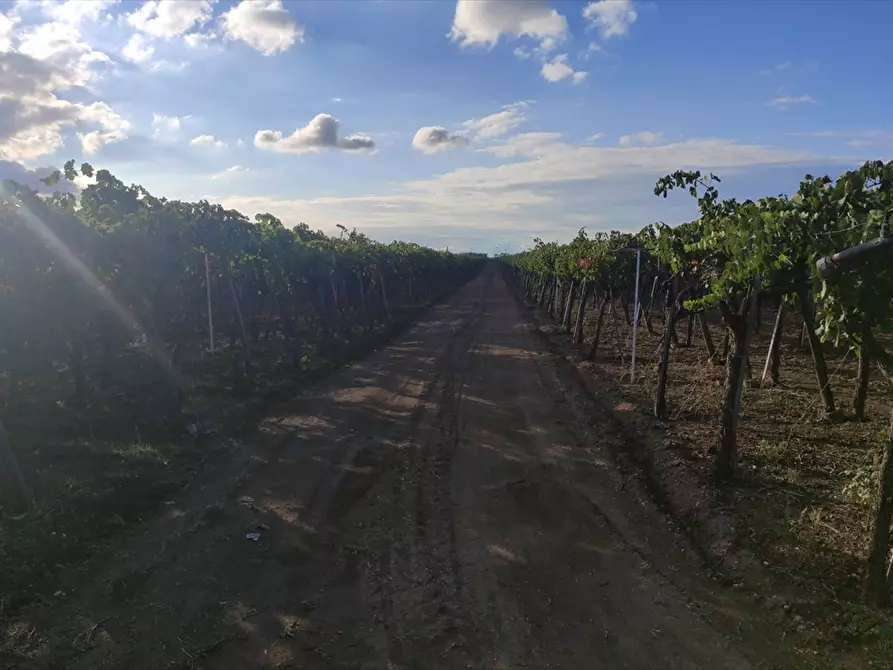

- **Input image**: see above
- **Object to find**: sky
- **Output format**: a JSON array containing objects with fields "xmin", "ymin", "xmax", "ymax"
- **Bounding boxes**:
[{"xmin": 1, "ymin": 0, "xmax": 892, "ymax": 254}]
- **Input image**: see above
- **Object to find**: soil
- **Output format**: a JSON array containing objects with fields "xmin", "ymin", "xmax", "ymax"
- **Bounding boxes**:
[
  {"xmin": 3, "ymin": 267, "xmax": 815, "ymax": 669},
  {"xmin": 534, "ymin": 289, "xmax": 893, "ymax": 668}
]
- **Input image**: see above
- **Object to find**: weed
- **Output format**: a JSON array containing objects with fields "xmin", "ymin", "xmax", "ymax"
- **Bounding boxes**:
[{"xmin": 754, "ymin": 439, "xmax": 786, "ymax": 465}]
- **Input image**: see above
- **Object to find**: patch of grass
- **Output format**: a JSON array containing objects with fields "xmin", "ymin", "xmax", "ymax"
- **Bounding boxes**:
[
  {"xmin": 109, "ymin": 441, "xmax": 171, "ymax": 465},
  {"xmin": 754, "ymin": 438, "xmax": 786, "ymax": 466},
  {"xmin": 0, "ymin": 435, "xmax": 198, "ymax": 616},
  {"xmin": 838, "ymin": 462, "xmax": 876, "ymax": 506},
  {"xmin": 825, "ymin": 602, "xmax": 893, "ymax": 647}
]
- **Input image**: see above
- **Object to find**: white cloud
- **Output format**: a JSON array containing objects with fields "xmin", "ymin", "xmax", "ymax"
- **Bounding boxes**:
[
  {"xmin": 127, "ymin": 0, "xmax": 213, "ymax": 38},
  {"xmin": 214, "ymin": 135, "xmax": 829, "ymax": 253},
  {"xmin": 0, "ymin": 19, "xmax": 127, "ymax": 161},
  {"xmin": 479, "ymin": 132, "xmax": 565, "ymax": 157},
  {"xmin": 212, "ymin": 165, "xmax": 248, "ymax": 179},
  {"xmin": 121, "ymin": 33, "xmax": 154, "ymax": 62},
  {"xmin": 513, "ymin": 46, "xmax": 531, "ymax": 60},
  {"xmin": 619, "ymin": 130, "xmax": 663, "ymax": 146},
  {"xmin": 767, "ymin": 96, "xmax": 818, "ymax": 109},
  {"xmin": 450, "ymin": 0, "xmax": 567, "ymax": 47},
  {"xmin": 759, "ymin": 61, "xmax": 792, "ymax": 75},
  {"xmin": 412, "ymin": 127, "xmax": 469, "ymax": 154},
  {"xmin": 218, "ymin": 190, "xmax": 558, "ymax": 236},
  {"xmin": 798, "ymin": 129, "xmax": 890, "ymax": 139},
  {"xmin": 221, "ymin": 0, "xmax": 303, "ymax": 55},
  {"xmin": 191, "ymin": 133, "xmax": 227, "ymax": 148},
  {"xmin": 583, "ymin": 0, "xmax": 637, "ymax": 39},
  {"xmin": 254, "ymin": 114, "xmax": 375, "ymax": 154},
  {"xmin": 538, "ymin": 36, "xmax": 558, "ymax": 54},
  {"xmin": 462, "ymin": 102, "xmax": 529, "ymax": 139},
  {"xmin": 76, "ymin": 102, "xmax": 131, "ymax": 154},
  {"xmin": 148, "ymin": 59, "xmax": 189, "ymax": 73},
  {"xmin": 183, "ymin": 30, "xmax": 217, "ymax": 48},
  {"xmin": 540, "ymin": 54, "xmax": 587, "ymax": 84},
  {"xmin": 44, "ymin": 0, "xmax": 118, "ymax": 26},
  {"xmin": 413, "ymin": 136, "xmax": 818, "ymax": 195},
  {"xmin": 0, "ymin": 12, "xmax": 16, "ymax": 52},
  {"xmin": 794, "ymin": 129, "xmax": 893, "ymax": 148},
  {"xmin": 151, "ymin": 113, "xmax": 188, "ymax": 138},
  {"xmin": 16, "ymin": 18, "xmax": 112, "ymax": 88},
  {"xmin": 584, "ymin": 132, "xmax": 605, "ymax": 144}
]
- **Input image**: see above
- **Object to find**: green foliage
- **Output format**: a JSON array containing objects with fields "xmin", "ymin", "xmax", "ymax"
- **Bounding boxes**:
[
  {"xmin": 653, "ymin": 161, "xmax": 893, "ymax": 341},
  {"xmin": 797, "ymin": 162, "xmax": 893, "ymax": 350},
  {"xmin": 0, "ymin": 162, "xmax": 486, "ymax": 437},
  {"xmin": 506, "ymin": 228, "xmax": 649, "ymax": 291}
]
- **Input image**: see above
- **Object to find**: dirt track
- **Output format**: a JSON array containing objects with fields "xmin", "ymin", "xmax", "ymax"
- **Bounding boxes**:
[{"xmin": 19, "ymin": 267, "xmax": 790, "ymax": 669}]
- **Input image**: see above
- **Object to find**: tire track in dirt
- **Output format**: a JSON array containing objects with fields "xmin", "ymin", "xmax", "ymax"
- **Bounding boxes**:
[
  {"xmin": 362, "ymin": 281, "xmax": 485, "ymax": 668},
  {"xmin": 12, "ymin": 268, "xmax": 799, "ymax": 670}
]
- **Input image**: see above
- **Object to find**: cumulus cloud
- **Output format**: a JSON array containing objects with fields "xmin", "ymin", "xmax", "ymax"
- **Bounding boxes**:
[
  {"xmin": 127, "ymin": 0, "xmax": 213, "ymax": 38},
  {"xmin": 121, "ymin": 33, "xmax": 154, "ymax": 62},
  {"xmin": 191, "ymin": 134, "xmax": 227, "ymax": 148},
  {"xmin": 0, "ymin": 26, "xmax": 128, "ymax": 162},
  {"xmin": 43, "ymin": 0, "xmax": 118, "ymax": 26},
  {"xmin": 183, "ymin": 30, "xmax": 217, "ymax": 48},
  {"xmin": 221, "ymin": 0, "xmax": 303, "ymax": 55},
  {"xmin": 618, "ymin": 131, "xmax": 663, "ymax": 146},
  {"xmin": 538, "ymin": 36, "xmax": 558, "ymax": 54},
  {"xmin": 211, "ymin": 165, "xmax": 248, "ymax": 179},
  {"xmin": 767, "ymin": 96, "xmax": 818, "ymax": 109},
  {"xmin": 0, "ymin": 12, "xmax": 15, "ymax": 52},
  {"xmin": 76, "ymin": 102, "xmax": 130, "ymax": 153},
  {"xmin": 540, "ymin": 54, "xmax": 587, "ymax": 84},
  {"xmin": 583, "ymin": 0, "xmax": 637, "ymax": 40},
  {"xmin": 254, "ymin": 114, "xmax": 375, "ymax": 154},
  {"xmin": 462, "ymin": 102, "xmax": 529, "ymax": 140},
  {"xmin": 412, "ymin": 127, "xmax": 469, "ymax": 154},
  {"xmin": 16, "ymin": 17, "xmax": 112, "ymax": 88},
  {"xmin": 450, "ymin": 0, "xmax": 567, "ymax": 48}
]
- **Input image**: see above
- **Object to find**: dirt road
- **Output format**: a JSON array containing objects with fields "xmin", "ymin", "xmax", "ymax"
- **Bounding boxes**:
[{"xmin": 21, "ymin": 267, "xmax": 786, "ymax": 669}]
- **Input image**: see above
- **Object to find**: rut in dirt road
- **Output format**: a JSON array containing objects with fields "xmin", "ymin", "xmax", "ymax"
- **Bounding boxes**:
[{"xmin": 29, "ymin": 267, "xmax": 785, "ymax": 670}]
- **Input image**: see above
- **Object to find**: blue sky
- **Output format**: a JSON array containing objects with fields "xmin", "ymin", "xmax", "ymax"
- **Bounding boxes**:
[{"xmin": 1, "ymin": 0, "xmax": 891, "ymax": 253}]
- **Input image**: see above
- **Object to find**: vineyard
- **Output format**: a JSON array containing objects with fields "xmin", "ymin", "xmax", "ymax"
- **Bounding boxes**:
[
  {"xmin": 3, "ymin": 157, "xmax": 893, "ymax": 667},
  {"xmin": 507, "ymin": 160, "xmax": 893, "ymax": 650},
  {"xmin": 0, "ymin": 161, "xmax": 485, "ymax": 614}
]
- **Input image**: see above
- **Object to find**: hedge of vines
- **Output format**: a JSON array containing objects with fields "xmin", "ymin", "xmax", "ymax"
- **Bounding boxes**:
[
  {"xmin": 507, "ymin": 160, "xmax": 893, "ymax": 605},
  {"xmin": 0, "ymin": 160, "xmax": 485, "ymax": 455}
]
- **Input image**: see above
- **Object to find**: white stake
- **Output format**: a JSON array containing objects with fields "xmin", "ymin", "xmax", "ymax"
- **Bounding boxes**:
[{"xmin": 205, "ymin": 251, "xmax": 215, "ymax": 353}]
